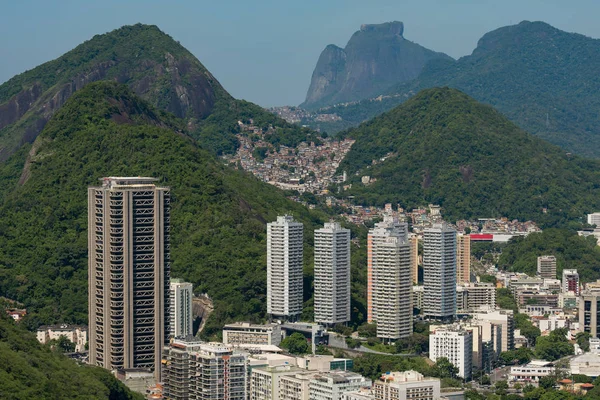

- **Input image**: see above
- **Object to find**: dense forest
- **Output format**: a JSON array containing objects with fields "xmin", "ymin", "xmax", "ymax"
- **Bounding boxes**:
[
  {"xmin": 336, "ymin": 88, "xmax": 600, "ymax": 228},
  {"xmin": 0, "ymin": 82, "xmax": 368, "ymax": 337},
  {"xmin": 0, "ymin": 314, "xmax": 142, "ymax": 399}
]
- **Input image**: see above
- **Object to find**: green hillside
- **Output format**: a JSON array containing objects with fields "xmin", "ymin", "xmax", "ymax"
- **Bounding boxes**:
[
  {"xmin": 337, "ymin": 87, "xmax": 600, "ymax": 227},
  {"xmin": 0, "ymin": 81, "xmax": 367, "ymax": 337},
  {"xmin": 0, "ymin": 23, "xmax": 313, "ymax": 158},
  {"xmin": 0, "ymin": 314, "xmax": 142, "ymax": 399},
  {"xmin": 321, "ymin": 21, "xmax": 600, "ymax": 157}
]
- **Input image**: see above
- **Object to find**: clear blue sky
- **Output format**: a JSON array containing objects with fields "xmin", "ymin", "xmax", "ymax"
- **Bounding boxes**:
[{"xmin": 1, "ymin": 0, "xmax": 599, "ymax": 106}]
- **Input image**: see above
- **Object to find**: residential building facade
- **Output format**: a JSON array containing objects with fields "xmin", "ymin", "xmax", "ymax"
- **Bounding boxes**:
[
  {"xmin": 267, "ymin": 216, "xmax": 303, "ymax": 320},
  {"xmin": 456, "ymin": 234, "xmax": 471, "ymax": 284},
  {"xmin": 537, "ymin": 255, "xmax": 557, "ymax": 279},
  {"xmin": 169, "ymin": 279, "xmax": 193, "ymax": 338},
  {"xmin": 423, "ymin": 223, "xmax": 457, "ymax": 321},
  {"xmin": 309, "ymin": 371, "xmax": 372, "ymax": 400},
  {"xmin": 223, "ymin": 322, "xmax": 282, "ymax": 346},
  {"xmin": 429, "ymin": 326, "xmax": 473, "ymax": 380},
  {"xmin": 314, "ymin": 222, "xmax": 351, "ymax": 325},
  {"xmin": 562, "ymin": 269, "xmax": 580, "ymax": 295},
  {"xmin": 373, "ymin": 370, "xmax": 441, "ymax": 400},
  {"xmin": 88, "ymin": 177, "xmax": 170, "ymax": 380}
]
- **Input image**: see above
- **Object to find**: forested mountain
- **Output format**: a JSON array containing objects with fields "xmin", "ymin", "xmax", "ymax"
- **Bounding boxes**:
[
  {"xmin": 321, "ymin": 21, "xmax": 600, "ymax": 157},
  {"xmin": 0, "ymin": 23, "xmax": 312, "ymax": 157},
  {"xmin": 0, "ymin": 82, "xmax": 367, "ymax": 337},
  {"xmin": 337, "ymin": 88, "xmax": 600, "ymax": 227},
  {"xmin": 301, "ymin": 21, "xmax": 451, "ymax": 109},
  {"xmin": 0, "ymin": 314, "xmax": 142, "ymax": 399}
]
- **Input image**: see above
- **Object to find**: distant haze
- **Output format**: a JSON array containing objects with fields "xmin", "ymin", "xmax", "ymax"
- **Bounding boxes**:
[{"xmin": 1, "ymin": 0, "xmax": 600, "ymax": 106}]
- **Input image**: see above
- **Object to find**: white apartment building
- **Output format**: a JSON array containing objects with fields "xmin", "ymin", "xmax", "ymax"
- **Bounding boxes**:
[
  {"xmin": 509, "ymin": 360, "xmax": 554, "ymax": 383},
  {"xmin": 423, "ymin": 223, "xmax": 457, "ymax": 320},
  {"xmin": 562, "ymin": 269, "xmax": 580, "ymax": 295},
  {"xmin": 429, "ymin": 326, "xmax": 473, "ymax": 380},
  {"xmin": 310, "ymin": 371, "xmax": 372, "ymax": 400},
  {"xmin": 314, "ymin": 222, "xmax": 351, "ymax": 325},
  {"xmin": 367, "ymin": 216, "xmax": 408, "ymax": 323},
  {"xmin": 267, "ymin": 216, "xmax": 304, "ymax": 320},
  {"xmin": 223, "ymin": 322, "xmax": 282, "ymax": 346},
  {"xmin": 470, "ymin": 307, "xmax": 514, "ymax": 352},
  {"xmin": 169, "ymin": 279, "xmax": 193, "ymax": 338},
  {"xmin": 341, "ymin": 389, "xmax": 375, "ymax": 400},
  {"xmin": 372, "ymin": 235, "xmax": 413, "ymax": 341},
  {"xmin": 537, "ymin": 255, "xmax": 557, "ymax": 279},
  {"xmin": 373, "ymin": 370, "xmax": 441, "ymax": 400},
  {"xmin": 36, "ymin": 324, "xmax": 87, "ymax": 353}
]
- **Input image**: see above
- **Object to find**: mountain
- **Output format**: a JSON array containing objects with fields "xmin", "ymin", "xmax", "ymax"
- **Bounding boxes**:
[
  {"xmin": 0, "ymin": 314, "xmax": 142, "ymax": 399},
  {"xmin": 337, "ymin": 87, "xmax": 600, "ymax": 227},
  {"xmin": 0, "ymin": 82, "xmax": 367, "ymax": 337},
  {"xmin": 326, "ymin": 21, "xmax": 600, "ymax": 158},
  {"xmin": 0, "ymin": 23, "xmax": 313, "ymax": 158},
  {"xmin": 301, "ymin": 21, "xmax": 451, "ymax": 109}
]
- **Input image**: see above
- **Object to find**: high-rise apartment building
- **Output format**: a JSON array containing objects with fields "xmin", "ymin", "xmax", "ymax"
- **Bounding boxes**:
[
  {"xmin": 409, "ymin": 234, "xmax": 419, "ymax": 284},
  {"xmin": 373, "ymin": 370, "xmax": 441, "ymax": 400},
  {"xmin": 267, "ymin": 216, "xmax": 303, "ymax": 320},
  {"xmin": 162, "ymin": 339, "xmax": 248, "ymax": 400},
  {"xmin": 579, "ymin": 291, "xmax": 600, "ymax": 338},
  {"xmin": 429, "ymin": 325, "xmax": 473, "ymax": 380},
  {"xmin": 456, "ymin": 234, "xmax": 471, "ymax": 284},
  {"xmin": 88, "ymin": 177, "xmax": 170, "ymax": 380},
  {"xmin": 562, "ymin": 269, "xmax": 580, "ymax": 295},
  {"xmin": 314, "ymin": 222, "xmax": 351, "ymax": 325},
  {"xmin": 537, "ymin": 255, "xmax": 557, "ymax": 279},
  {"xmin": 367, "ymin": 216, "xmax": 408, "ymax": 323},
  {"xmin": 456, "ymin": 283, "xmax": 496, "ymax": 312},
  {"xmin": 372, "ymin": 236, "xmax": 413, "ymax": 341},
  {"xmin": 169, "ymin": 279, "xmax": 193, "ymax": 338},
  {"xmin": 423, "ymin": 223, "xmax": 457, "ymax": 321}
]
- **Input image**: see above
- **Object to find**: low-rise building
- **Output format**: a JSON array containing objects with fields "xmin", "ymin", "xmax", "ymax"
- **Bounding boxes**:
[
  {"xmin": 36, "ymin": 324, "xmax": 87, "ymax": 352},
  {"xmin": 297, "ymin": 355, "xmax": 353, "ymax": 372},
  {"xmin": 509, "ymin": 360, "xmax": 554, "ymax": 383},
  {"xmin": 309, "ymin": 371, "xmax": 371, "ymax": 400},
  {"xmin": 280, "ymin": 372, "xmax": 317, "ymax": 400},
  {"xmin": 251, "ymin": 365, "xmax": 308, "ymax": 400},
  {"xmin": 223, "ymin": 322, "xmax": 282, "ymax": 346},
  {"xmin": 373, "ymin": 370, "xmax": 441, "ymax": 400}
]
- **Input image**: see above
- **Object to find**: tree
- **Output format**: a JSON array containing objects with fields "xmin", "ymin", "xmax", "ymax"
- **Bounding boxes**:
[
  {"xmin": 575, "ymin": 331, "xmax": 591, "ymax": 352},
  {"xmin": 357, "ymin": 323, "xmax": 377, "ymax": 338},
  {"xmin": 538, "ymin": 375, "xmax": 556, "ymax": 390},
  {"xmin": 49, "ymin": 335, "xmax": 76, "ymax": 353},
  {"xmin": 495, "ymin": 380, "xmax": 508, "ymax": 395},
  {"xmin": 535, "ymin": 328, "xmax": 574, "ymax": 361},
  {"xmin": 280, "ymin": 333, "xmax": 310, "ymax": 355},
  {"xmin": 431, "ymin": 357, "xmax": 459, "ymax": 379}
]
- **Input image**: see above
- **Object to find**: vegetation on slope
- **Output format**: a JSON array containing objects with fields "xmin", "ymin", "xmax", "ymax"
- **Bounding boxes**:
[
  {"xmin": 336, "ymin": 87, "xmax": 600, "ymax": 227},
  {"xmin": 0, "ymin": 23, "xmax": 315, "ymax": 159},
  {"xmin": 0, "ymin": 314, "xmax": 142, "ymax": 400},
  {"xmin": 0, "ymin": 82, "xmax": 368, "ymax": 337},
  {"xmin": 324, "ymin": 21, "xmax": 600, "ymax": 157},
  {"xmin": 498, "ymin": 229, "xmax": 600, "ymax": 281}
]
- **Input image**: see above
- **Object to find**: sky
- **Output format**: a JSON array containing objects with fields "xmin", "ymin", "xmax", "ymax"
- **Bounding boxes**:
[{"xmin": 1, "ymin": 0, "xmax": 600, "ymax": 107}]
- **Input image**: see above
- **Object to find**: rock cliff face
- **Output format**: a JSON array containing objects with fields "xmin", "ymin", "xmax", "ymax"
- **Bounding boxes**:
[
  {"xmin": 0, "ymin": 24, "xmax": 230, "ymax": 161},
  {"xmin": 301, "ymin": 21, "xmax": 451, "ymax": 109}
]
